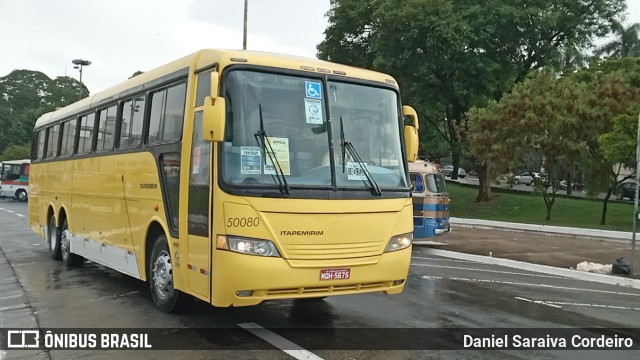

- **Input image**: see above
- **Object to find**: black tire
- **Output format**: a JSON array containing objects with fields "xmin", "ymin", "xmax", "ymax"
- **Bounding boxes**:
[
  {"xmin": 48, "ymin": 216, "xmax": 62, "ymax": 261},
  {"xmin": 149, "ymin": 235, "xmax": 183, "ymax": 313},
  {"xmin": 60, "ymin": 218, "xmax": 84, "ymax": 267},
  {"xmin": 16, "ymin": 189, "xmax": 27, "ymax": 202}
]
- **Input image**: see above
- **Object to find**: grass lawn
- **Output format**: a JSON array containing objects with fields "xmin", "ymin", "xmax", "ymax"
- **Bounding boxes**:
[{"xmin": 447, "ymin": 182, "xmax": 636, "ymax": 232}]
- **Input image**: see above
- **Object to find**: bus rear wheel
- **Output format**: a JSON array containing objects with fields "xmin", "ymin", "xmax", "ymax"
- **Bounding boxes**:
[
  {"xmin": 16, "ymin": 189, "xmax": 27, "ymax": 202},
  {"xmin": 48, "ymin": 216, "xmax": 62, "ymax": 261},
  {"xmin": 60, "ymin": 218, "xmax": 83, "ymax": 267},
  {"xmin": 149, "ymin": 235, "xmax": 183, "ymax": 313}
]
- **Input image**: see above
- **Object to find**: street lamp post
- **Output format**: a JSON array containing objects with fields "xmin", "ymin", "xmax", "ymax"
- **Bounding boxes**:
[
  {"xmin": 243, "ymin": 0, "xmax": 248, "ymax": 50},
  {"xmin": 72, "ymin": 59, "xmax": 91, "ymax": 83}
]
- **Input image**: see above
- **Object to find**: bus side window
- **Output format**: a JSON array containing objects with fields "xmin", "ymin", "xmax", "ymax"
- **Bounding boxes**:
[
  {"xmin": 46, "ymin": 125, "xmax": 60, "ymax": 159},
  {"xmin": 148, "ymin": 83, "xmax": 186, "ymax": 145},
  {"xmin": 36, "ymin": 130, "xmax": 46, "ymax": 160},
  {"xmin": 78, "ymin": 113, "xmax": 96, "ymax": 154},
  {"xmin": 188, "ymin": 111, "xmax": 210, "ymax": 237},
  {"xmin": 410, "ymin": 173, "xmax": 424, "ymax": 193},
  {"xmin": 120, "ymin": 96, "xmax": 145, "ymax": 149},
  {"xmin": 161, "ymin": 153, "xmax": 181, "ymax": 232},
  {"xmin": 96, "ymin": 106, "xmax": 117, "ymax": 152}
]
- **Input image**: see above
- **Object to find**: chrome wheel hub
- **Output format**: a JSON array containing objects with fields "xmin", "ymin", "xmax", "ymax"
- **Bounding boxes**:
[{"xmin": 153, "ymin": 250, "xmax": 172, "ymax": 298}]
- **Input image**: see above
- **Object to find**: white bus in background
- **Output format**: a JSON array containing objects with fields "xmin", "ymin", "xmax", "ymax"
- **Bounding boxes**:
[{"xmin": 0, "ymin": 159, "xmax": 30, "ymax": 202}]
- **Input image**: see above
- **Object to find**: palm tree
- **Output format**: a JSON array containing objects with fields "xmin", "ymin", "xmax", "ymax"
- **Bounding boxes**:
[{"xmin": 596, "ymin": 21, "xmax": 640, "ymax": 58}]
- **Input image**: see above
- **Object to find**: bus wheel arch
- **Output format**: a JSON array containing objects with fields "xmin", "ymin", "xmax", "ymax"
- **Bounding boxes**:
[{"xmin": 59, "ymin": 215, "xmax": 83, "ymax": 267}]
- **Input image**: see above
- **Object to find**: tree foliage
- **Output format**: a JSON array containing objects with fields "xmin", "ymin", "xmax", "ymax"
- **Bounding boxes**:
[
  {"xmin": 0, "ymin": 144, "xmax": 31, "ymax": 162},
  {"xmin": 318, "ymin": 0, "xmax": 627, "ymax": 198},
  {"xmin": 468, "ymin": 71, "xmax": 591, "ymax": 220},
  {"xmin": 596, "ymin": 22, "xmax": 640, "ymax": 58},
  {"xmin": 0, "ymin": 70, "xmax": 88, "ymax": 157},
  {"xmin": 468, "ymin": 60, "xmax": 640, "ymax": 223}
]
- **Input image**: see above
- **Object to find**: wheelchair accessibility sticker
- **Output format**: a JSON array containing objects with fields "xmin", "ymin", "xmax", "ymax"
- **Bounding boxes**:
[{"xmin": 305, "ymin": 81, "xmax": 322, "ymax": 99}]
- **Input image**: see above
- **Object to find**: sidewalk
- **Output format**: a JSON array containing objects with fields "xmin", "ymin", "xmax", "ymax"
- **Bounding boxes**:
[{"xmin": 415, "ymin": 217, "xmax": 640, "ymax": 289}]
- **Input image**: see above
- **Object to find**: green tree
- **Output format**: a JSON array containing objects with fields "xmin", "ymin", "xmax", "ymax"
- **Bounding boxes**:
[
  {"xmin": 0, "ymin": 143, "xmax": 32, "ymax": 162},
  {"xmin": 570, "ymin": 59, "xmax": 640, "ymax": 224},
  {"xmin": 468, "ymin": 71, "xmax": 589, "ymax": 220},
  {"xmin": 596, "ymin": 22, "xmax": 640, "ymax": 58},
  {"xmin": 0, "ymin": 70, "xmax": 87, "ymax": 155},
  {"xmin": 318, "ymin": 0, "xmax": 627, "ymax": 201}
]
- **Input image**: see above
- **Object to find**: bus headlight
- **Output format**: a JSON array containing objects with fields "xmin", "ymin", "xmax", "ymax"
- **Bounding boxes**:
[
  {"xmin": 217, "ymin": 235, "xmax": 281, "ymax": 257},
  {"xmin": 384, "ymin": 232, "xmax": 412, "ymax": 252}
]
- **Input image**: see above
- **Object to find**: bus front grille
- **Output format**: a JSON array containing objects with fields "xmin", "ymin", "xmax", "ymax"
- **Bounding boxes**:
[
  {"xmin": 281, "ymin": 242, "xmax": 382, "ymax": 260},
  {"xmin": 264, "ymin": 281, "xmax": 391, "ymax": 296}
]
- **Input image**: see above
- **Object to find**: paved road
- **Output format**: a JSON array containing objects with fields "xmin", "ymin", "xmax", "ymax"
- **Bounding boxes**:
[{"xmin": 2, "ymin": 199, "xmax": 640, "ymax": 359}]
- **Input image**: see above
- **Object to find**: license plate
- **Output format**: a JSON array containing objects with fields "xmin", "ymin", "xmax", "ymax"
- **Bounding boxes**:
[{"xmin": 319, "ymin": 268, "xmax": 350, "ymax": 281}]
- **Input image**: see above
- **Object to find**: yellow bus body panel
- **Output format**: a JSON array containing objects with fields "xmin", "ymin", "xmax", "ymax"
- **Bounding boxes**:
[{"xmin": 209, "ymin": 197, "xmax": 413, "ymax": 307}]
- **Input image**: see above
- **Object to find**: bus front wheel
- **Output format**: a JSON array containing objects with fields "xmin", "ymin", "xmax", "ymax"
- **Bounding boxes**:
[
  {"xmin": 149, "ymin": 235, "xmax": 183, "ymax": 313},
  {"xmin": 48, "ymin": 216, "xmax": 62, "ymax": 261}
]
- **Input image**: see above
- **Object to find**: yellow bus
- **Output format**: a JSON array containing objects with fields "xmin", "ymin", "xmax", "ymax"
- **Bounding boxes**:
[{"xmin": 29, "ymin": 49, "xmax": 419, "ymax": 312}]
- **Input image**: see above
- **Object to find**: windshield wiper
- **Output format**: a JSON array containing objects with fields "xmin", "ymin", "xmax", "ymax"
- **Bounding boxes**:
[
  {"xmin": 340, "ymin": 116, "xmax": 382, "ymax": 196},
  {"xmin": 253, "ymin": 104, "xmax": 290, "ymax": 195}
]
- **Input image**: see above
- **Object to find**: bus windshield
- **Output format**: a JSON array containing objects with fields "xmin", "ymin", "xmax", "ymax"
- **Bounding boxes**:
[{"xmin": 221, "ymin": 70, "xmax": 408, "ymax": 196}]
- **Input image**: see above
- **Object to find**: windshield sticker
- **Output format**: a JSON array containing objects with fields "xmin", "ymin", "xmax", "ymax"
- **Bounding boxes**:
[
  {"xmin": 305, "ymin": 81, "xmax": 322, "ymax": 99},
  {"xmin": 346, "ymin": 161, "xmax": 368, "ymax": 181},
  {"xmin": 240, "ymin": 146, "xmax": 262, "ymax": 175},
  {"xmin": 264, "ymin": 137, "xmax": 291, "ymax": 176},
  {"xmin": 304, "ymin": 99, "xmax": 323, "ymax": 124}
]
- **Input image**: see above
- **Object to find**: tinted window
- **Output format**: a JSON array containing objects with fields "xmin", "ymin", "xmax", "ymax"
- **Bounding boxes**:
[
  {"xmin": 96, "ymin": 106, "xmax": 117, "ymax": 152},
  {"xmin": 196, "ymin": 70, "xmax": 212, "ymax": 107},
  {"xmin": 120, "ymin": 96, "xmax": 145, "ymax": 148},
  {"xmin": 188, "ymin": 112, "xmax": 210, "ymax": 236},
  {"xmin": 425, "ymin": 173, "xmax": 447, "ymax": 193},
  {"xmin": 78, "ymin": 113, "xmax": 95, "ymax": 154},
  {"xmin": 161, "ymin": 153, "xmax": 181, "ymax": 231},
  {"xmin": 410, "ymin": 173, "xmax": 424, "ymax": 193},
  {"xmin": 148, "ymin": 83, "xmax": 186, "ymax": 145},
  {"xmin": 60, "ymin": 119, "xmax": 77, "ymax": 156},
  {"xmin": 36, "ymin": 130, "xmax": 46, "ymax": 159},
  {"xmin": 46, "ymin": 126, "xmax": 60, "ymax": 158}
]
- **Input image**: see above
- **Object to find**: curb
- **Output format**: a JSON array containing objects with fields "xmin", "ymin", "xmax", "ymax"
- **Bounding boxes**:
[
  {"xmin": 449, "ymin": 217, "xmax": 634, "ymax": 242},
  {"xmin": 422, "ymin": 248, "xmax": 640, "ymax": 290}
]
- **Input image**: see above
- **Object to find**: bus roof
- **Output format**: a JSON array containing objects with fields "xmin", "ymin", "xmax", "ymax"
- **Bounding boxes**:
[
  {"xmin": 409, "ymin": 160, "xmax": 441, "ymax": 174},
  {"xmin": 0, "ymin": 159, "xmax": 31, "ymax": 165},
  {"xmin": 35, "ymin": 49, "xmax": 399, "ymax": 129}
]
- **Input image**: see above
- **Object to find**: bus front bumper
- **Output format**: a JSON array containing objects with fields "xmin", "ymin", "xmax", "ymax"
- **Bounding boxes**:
[{"xmin": 211, "ymin": 248, "xmax": 411, "ymax": 307}]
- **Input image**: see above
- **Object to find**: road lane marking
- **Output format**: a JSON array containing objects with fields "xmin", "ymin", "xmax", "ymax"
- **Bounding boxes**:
[
  {"xmin": 515, "ymin": 296, "xmax": 563, "ymax": 308},
  {"xmin": 239, "ymin": 322, "xmax": 324, "ymax": 360},
  {"xmin": 517, "ymin": 297, "xmax": 640, "ymax": 312},
  {"xmin": 412, "ymin": 263, "xmax": 564, "ymax": 279},
  {"xmin": 546, "ymin": 301, "xmax": 640, "ymax": 311},
  {"xmin": 421, "ymin": 275, "xmax": 640, "ymax": 297},
  {"xmin": 15, "ymin": 214, "xmax": 25, "ymax": 218},
  {"xmin": 5, "ymin": 210, "xmax": 14, "ymax": 213}
]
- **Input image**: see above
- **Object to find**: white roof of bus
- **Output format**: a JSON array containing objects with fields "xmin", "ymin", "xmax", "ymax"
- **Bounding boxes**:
[
  {"xmin": 35, "ymin": 49, "xmax": 399, "ymax": 129},
  {"xmin": 409, "ymin": 160, "xmax": 441, "ymax": 174},
  {"xmin": 0, "ymin": 159, "xmax": 31, "ymax": 165}
]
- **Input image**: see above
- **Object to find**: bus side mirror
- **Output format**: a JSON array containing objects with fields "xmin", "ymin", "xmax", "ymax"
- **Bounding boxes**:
[
  {"xmin": 202, "ymin": 70, "xmax": 225, "ymax": 142},
  {"xmin": 402, "ymin": 105, "xmax": 419, "ymax": 162},
  {"xmin": 203, "ymin": 96, "xmax": 226, "ymax": 142}
]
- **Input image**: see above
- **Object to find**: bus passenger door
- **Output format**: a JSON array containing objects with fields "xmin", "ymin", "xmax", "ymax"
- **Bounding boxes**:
[{"xmin": 185, "ymin": 111, "xmax": 212, "ymax": 300}]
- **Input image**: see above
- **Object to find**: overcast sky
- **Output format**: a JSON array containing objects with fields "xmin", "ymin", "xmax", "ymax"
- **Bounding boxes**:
[{"xmin": 0, "ymin": 0, "xmax": 638, "ymax": 94}]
